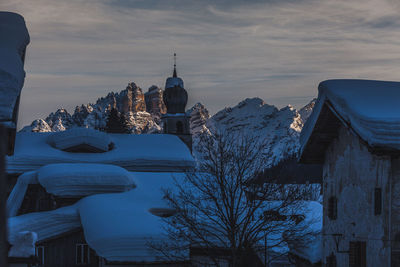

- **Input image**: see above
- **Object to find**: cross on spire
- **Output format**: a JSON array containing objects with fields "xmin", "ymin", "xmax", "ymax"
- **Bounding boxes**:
[{"xmin": 173, "ymin": 53, "xmax": 177, "ymax": 78}]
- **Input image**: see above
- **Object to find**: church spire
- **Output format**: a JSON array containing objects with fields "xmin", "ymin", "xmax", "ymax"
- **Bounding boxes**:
[{"xmin": 173, "ymin": 53, "xmax": 177, "ymax": 78}]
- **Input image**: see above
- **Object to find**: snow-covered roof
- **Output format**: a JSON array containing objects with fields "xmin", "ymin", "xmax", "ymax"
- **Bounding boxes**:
[
  {"xmin": 165, "ymin": 77, "xmax": 184, "ymax": 89},
  {"xmin": 7, "ymin": 132, "xmax": 195, "ymax": 173},
  {"xmin": 7, "ymin": 164, "xmax": 137, "ymax": 218},
  {"xmin": 79, "ymin": 172, "xmax": 183, "ymax": 262},
  {"xmin": 8, "ymin": 172, "xmax": 185, "ymax": 262},
  {"xmin": 300, "ymin": 79, "xmax": 400, "ymax": 163},
  {"xmin": 47, "ymin": 128, "xmax": 112, "ymax": 152},
  {"xmin": 0, "ymin": 12, "xmax": 30, "ymax": 121},
  {"xmin": 38, "ymin": 163, "xmax": 136, "ymax": 197}
]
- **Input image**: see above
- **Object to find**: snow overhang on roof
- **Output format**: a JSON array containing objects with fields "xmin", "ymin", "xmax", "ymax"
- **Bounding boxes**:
[
  {"xmin": 165, "ymin": 77, "xmax": 184, "ymax": 89},
  {"xmin": 7, "ymin": 132, "xmax": 195, "ymax": 173},
  {"xmin": 300, "ymin": 79, "xmax": 400, "ymax": 164}
]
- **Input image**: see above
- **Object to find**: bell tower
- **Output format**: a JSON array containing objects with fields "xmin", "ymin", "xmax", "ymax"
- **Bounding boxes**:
[{"xmin": 162, "ymin": 53, "xmax": 192, "ymax": 151}]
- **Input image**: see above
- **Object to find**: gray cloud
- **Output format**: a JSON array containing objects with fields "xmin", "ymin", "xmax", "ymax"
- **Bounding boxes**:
[{"xmin": 3, "ymin": 0, "xmax": 400, "ymax": 128}]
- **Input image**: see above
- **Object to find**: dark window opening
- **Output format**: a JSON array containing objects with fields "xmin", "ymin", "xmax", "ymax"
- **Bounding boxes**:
[
  {"xmin": 35, "ymin": 246, "xmax": 45, "ymax": 266},
  {"xmin": 374, "ymin": 187, "xmax": 382, "ymax": 215},
  {"xmin": 328, "ymin": 196, "xmax": 337, "ymax": 220},
  {"xmin": 176, "ymin": 121, "xmax": 183, "ymax": 134},
  {"xmin": 326, "ymin": 253, "xmax": 337, "ymax": 267},
  {"xmin": 349, "ymin": 241, "xmax": 366, "ymax": 267},
  {"xmin": 76, "ymin": 244, "xmax": 90, "ymax": 265},
  {"xmin": 392, "ymin": 233, "xmax": 400, "ymax": 267}
]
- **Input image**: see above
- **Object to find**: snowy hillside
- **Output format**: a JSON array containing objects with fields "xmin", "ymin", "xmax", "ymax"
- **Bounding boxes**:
[{"xmin": 22, "ymin": 84, "xmax": 315, "ymax": 167}]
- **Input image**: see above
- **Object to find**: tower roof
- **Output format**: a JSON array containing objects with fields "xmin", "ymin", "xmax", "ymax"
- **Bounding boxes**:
[
  {"xmin": 173, "ymin": 53, "xmax": 177, "ymax": 78},
  {"xmin": 165, "ymin": 52, "xmax": 184, "ymax": 89}
]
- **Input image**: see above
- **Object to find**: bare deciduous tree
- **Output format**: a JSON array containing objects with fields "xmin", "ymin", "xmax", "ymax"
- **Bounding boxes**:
[{"xmin": 151, "ymin": 131, "xmax": 316, "ymax": 267}]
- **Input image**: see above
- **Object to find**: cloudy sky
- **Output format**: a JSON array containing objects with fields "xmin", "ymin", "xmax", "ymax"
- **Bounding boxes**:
[{"xmin": 4, "ymin": 0, "xmax": 400, "ymax": 128}]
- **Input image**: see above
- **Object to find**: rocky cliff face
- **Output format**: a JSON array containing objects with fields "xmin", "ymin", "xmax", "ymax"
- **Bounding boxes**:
[
  {"xmin": 145, "ymin": 85, "xmax": 166, "ymax": 118},
  {"xmin": 22, "ymin": 82, "xmax": 162, "ymax": 134}
]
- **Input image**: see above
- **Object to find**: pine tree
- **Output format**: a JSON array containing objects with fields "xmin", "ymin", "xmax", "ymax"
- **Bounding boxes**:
[
  {"xmin": 105, "ymin": 108, "xmax": 130, "ymax": 133},
  {"xmin": 119, "ymin": 112, "xmax": 131, "ymax": 133}
]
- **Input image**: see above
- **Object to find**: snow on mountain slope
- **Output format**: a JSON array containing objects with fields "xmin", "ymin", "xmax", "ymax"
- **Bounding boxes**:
[{"xmin": 201, "ymin": 98, "xmax": 311, "ymax": 167}]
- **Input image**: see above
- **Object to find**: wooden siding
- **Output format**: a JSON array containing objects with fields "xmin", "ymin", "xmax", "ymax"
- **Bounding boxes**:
[
  {"xmin": 37, "ymin": 229, "xmax": 98, "ymax": 267},
  {"xmin": 299, "ymin": 102, "xmax": 342, "ymax": 164}
]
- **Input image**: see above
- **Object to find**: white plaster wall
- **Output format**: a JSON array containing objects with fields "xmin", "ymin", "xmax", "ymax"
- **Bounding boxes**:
[{"xmin": 323, "ymin": 126, "xmax": 391, "ymax": 266}]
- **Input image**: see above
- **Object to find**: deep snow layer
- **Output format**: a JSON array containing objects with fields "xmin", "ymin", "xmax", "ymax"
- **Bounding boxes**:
[
  {"xmin": 301, "ymin": 79, "xmax": 400, "ymax": 154},
  {"xmin": 7, "ymin": 164, "xmax": 136, "ymax": 218},
  {"xmin": 6, "ymin": 132, "xmax": 195, "ymax": 173},
  {"xmin": 38, "ymin": 163, "xmax": 136, "ymax": 197}
]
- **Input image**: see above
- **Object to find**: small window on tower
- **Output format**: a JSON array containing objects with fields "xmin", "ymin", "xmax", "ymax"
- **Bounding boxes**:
[{"xmin": 176, "ymin": 121, "xmax": 183, "ymax": 134}]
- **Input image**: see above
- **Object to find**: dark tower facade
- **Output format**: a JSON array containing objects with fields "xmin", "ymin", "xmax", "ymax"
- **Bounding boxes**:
[{"xmin": 162, "ymin": 54, "xmax": 192, "ymax": 151}]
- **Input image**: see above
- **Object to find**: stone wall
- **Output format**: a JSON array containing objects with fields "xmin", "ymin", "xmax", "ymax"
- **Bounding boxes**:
[{"xmin": 323, "ymin": 126, "xmax": 391, "ymax": 266}]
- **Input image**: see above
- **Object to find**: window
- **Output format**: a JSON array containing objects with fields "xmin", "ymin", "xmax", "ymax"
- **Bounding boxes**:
[
  {"xmin": 35, "ymin": 246, "xmax": 45, "ymax": 266},
  {"xmin": 374, "ymin": 187, "xmax": 382, "ymax": 215},
  {"xmin": 76, "ymin": 244, "xmax": 90, "ymax": 265},
  {"xmin": 326, "ymin": 253, "xmax": 337, "ymax": 267},
  {"xmin": 328, "ymin": 196, "xmax": 337, "ymax": 220},
  {"xmin": 176, "ymin": 121, "xmax": 183, "ymax": 134},
  {"xmin": 349, "ymin": 241, "xmax": 366, "ymax": 267},
  {"xmin": 392, "ymin": 233, "xmax": 400, "ymax": 267}
]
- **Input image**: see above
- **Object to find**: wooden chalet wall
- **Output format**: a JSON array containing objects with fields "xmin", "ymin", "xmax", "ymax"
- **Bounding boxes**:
[{"xmin": 37, "ymin": 229, "xmax": 98, "ymax": 267}]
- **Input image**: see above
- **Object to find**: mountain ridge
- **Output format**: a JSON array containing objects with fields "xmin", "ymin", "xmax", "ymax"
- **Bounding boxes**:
[{"xmin": 21, "ymin": 82, "xmax": 315, "ymax": 168}]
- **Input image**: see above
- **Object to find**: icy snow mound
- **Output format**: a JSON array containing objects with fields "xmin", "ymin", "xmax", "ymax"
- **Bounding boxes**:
[
  {"xmin": 8, "ymin": 231, "xmax": 37, "ymax": 258},
  {"xmin": 301, "ymin": 79, "xmax": 400, "ymax": 153},
  {"xmin": 47, "ymin": 127, "xmax": 112, "ymax": 152},
  {"xmin": 0, "ymin": 12, "xmax": 30, "ymax": 121},
  {"xmin": 38, "ymin": 163, "xmax": 136, "ymax": 197}
]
